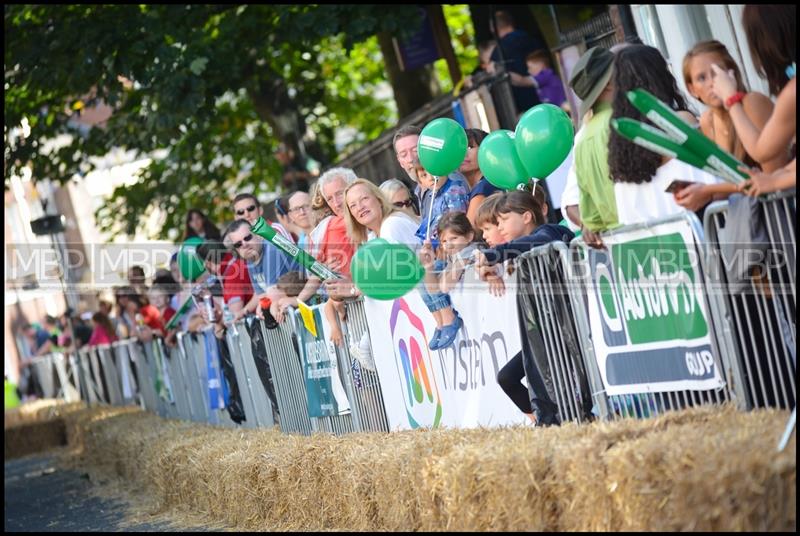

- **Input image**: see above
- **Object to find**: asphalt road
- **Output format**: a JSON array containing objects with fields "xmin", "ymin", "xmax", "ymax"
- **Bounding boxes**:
[{"xmin": 4, "ymin": 454, "xmax": 202, "ymax": 532}]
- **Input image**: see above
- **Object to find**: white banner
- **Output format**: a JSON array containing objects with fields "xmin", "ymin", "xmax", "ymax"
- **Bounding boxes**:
[
  {"xmin": 583, "ymin": 219, "xmax": 725, "ymax": 396},
  {"xmin": 364, "ymin": 269, "xmax": 528, "ymax": 430}
]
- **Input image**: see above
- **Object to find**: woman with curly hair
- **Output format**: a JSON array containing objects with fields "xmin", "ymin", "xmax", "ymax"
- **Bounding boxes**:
[{"xmin": 607, "ymin": 45, "xmax": 726, "ymax": 225}]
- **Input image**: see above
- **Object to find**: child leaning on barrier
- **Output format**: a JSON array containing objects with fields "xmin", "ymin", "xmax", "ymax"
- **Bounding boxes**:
[{"xmin": 475, "ymin": 189, "xmax": 575, "ymax": 426}]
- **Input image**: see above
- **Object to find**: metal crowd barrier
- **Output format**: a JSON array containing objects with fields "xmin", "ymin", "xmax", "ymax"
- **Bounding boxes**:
[
  {"xmin": 703, "ymin": 189, "xmax": 796, "ymax": 411},
  {"xmin": 517, "ymin": 242, "xmax": 595, "ymax": 424},
  {"xmin": 338, "ymin": 299, "xmax": 391, "ymax": 433},
  {"xmin": 226, "ymin": 320, "xmax": 276, "ymax": 428},
  {"xmin": 568, "ymin": 212, "xmax": 734, "ymax": 420},
  {"xmin": 259, "ymin": 317, "xmax": 314, "ymax": 435}
]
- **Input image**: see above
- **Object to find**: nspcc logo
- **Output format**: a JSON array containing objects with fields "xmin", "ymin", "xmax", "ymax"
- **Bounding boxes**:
[
  {"xmin": 389, "ymin": 298, "xmax": 442, "ymax": 428},
  {"xmin": 593, "ymin": 232, "xmax": 708, "ymax": 346}
]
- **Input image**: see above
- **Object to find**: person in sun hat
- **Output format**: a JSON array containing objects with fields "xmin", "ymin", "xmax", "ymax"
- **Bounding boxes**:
[{"xmin": 568, "ymin": 46, "xmax": 618, "ymax": 248}]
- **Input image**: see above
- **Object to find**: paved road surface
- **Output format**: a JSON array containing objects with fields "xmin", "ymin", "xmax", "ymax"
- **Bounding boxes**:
[{"xmin": 5, "ymin": 454, "xmax": 204, "ymax": 532}]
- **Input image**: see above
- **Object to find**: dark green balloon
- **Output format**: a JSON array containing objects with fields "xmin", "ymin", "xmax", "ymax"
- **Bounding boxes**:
[
  {"xmin": 477, "ymin": 129, "xmax": 530, "ymax": 190},
  {"xmin": 417, "ymin": 118, "xmax": 468, "ymax": 177},
  {"xmin": 178, "ymin": 236, "xmax": 206, "ymax": 282},
  {"xmin": 514, "ymin": 103, "xmax": 574, "ymax": 179},
  {"xmin": 350, "ymin": 238, "xmax": 425, "ymax": 300}
]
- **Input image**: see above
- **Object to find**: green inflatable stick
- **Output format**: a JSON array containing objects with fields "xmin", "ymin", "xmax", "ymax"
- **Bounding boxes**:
[
  {"xmin": 612, "ymin": 118, "xmax": 722, "ymax": 177},
  {"xmin": 251, "ymin": 217, "xmax": 338, "ymax": 280},
  {"xmin": 165, "ymin": 294, "xmax": 195, "ymax": 331},
  {"xmin": 627, "ymin": 88, "xmax": 746, "ymax": 184}
]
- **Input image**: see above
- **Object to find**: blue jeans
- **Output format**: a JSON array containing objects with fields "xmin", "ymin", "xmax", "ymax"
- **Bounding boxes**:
[{"xmin": 418, "ymin": 260, "xmax": 452, "ymax": 313}]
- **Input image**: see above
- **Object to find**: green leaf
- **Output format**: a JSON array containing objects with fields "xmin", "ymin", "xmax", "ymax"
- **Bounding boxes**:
[{"xmin": 189, "ymin": 57, "xmax": 209, "ymax": 76}]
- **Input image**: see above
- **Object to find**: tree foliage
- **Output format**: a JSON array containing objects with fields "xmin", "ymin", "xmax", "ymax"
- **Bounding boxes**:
[{"xmin": 4, "ymin": 5, "xmax": 421, "ymax": 239}]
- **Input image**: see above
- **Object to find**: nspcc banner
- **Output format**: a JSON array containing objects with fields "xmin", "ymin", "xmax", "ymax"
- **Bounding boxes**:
[
  {"xmin": 293, "ymin": 306, "xmax": 351, "ymax": 418},
  {"xmin": 584, "ymin": 219, "xmax": 725, "ymax": 395},
  {"xmin": 363, "ymin": 270, "xmax": 528, "ymax": 431}
]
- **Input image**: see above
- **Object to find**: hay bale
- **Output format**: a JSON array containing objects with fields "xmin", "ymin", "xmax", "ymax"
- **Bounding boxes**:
[
  {"xmin": 4, "ymin": 399, "xmax": 85, "ymax": 428},
  {"xmin": 57, "ymin": 404, "xmax": 795, "ymax": 532},
  {"xmin": 604, "ymin": 408, "xmax": 796, "ymax": 531},
  {"xmin": 5, "ymin": 418, "xmax": 67, "ymax": 459}
]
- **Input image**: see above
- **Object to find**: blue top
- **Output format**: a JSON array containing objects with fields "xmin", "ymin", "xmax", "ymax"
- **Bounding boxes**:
[
  {"xmin": 247, "ymin": 240, "xmax": 303, "ymax": 295},
  {"xmin": 415, "ymin": 174, "xmax": 470, "ymax": 244},
  {"xmin": 34, "ymin": 328, "xmax": 52, "ymax": 351},
  {"xmin": 481, "ymin": 224, "xmax": 575, "ymax": 265},
  {"xmin": 469, "ymin": 177, "xmax": 502, "ymax": 201}
]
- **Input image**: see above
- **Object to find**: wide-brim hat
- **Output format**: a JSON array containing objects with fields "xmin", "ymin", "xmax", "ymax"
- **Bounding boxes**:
[{"xmin": 569, "ymin": 47, "xmax": 614, "ymax": 119}]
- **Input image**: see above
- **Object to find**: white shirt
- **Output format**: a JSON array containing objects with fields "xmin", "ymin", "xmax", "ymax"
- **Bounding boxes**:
[
  {"xmin": 614, "ymin": 159, "xmax": 724, "ymax": 226},
  {"xmin": 560, "ymin": 125, "xmax": 588, "ymax": 233},
  {"xmin": 377, "ymin": 212, "xmax": 420, "ymax": 245}
]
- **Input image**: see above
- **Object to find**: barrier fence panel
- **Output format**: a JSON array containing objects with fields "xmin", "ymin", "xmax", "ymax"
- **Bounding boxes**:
[
  {"xmin": 703, "ymin": 190, "xmax": 796, "ymax": 411},
  {"xmin": 229, "ymin": 320, "xmax": 276, "ymax": 429},
  {"xmin": 224, "ymin": 323, "xmax": 259, "ymax": 429},
  {"xmin": 177, "ymin": 332, "xmax": 208, "ymax": 422},
  {"xmin": 162, "ymin": 339, "xmax": 191, "ymax": 421},
  {"xmin": 570, "ymin": 212, "xmax": 733, "ymax": 421},
  {"xmin": 130, "ymin": 341, "xmax": 160, "ymax": 415},
  {"xmin": 152, "ymin": 338, "xmax": 179, "ymax": 420},
  {"xmin": 113, "ymin": 340, "xmax": 140, "ymax": 406},
  {"xmin": 97, "ymin": 344, "xmax": 124, "ymax": 405},
  {"xmin": 29, "ymin": 355, "xmax": 56, "ymax": 399},
  {"xmin": 340, "ymin": 299, "xmax": 390, "ymax": 433},
  {"xmin": 172, "ymin": 334, "xmax": 199, "ymax": 421},
  {"xmin": 259, "ymin": 318, "xmax": 313, "ymax": 436},
  {"xmin": 517, "ymin": 243, "xmax": 594, "ymax": 424},
  {"xmin": 289, "ymin": 307, "xmax": 356, "ymax": 437},
  {"xmin": 52, "ymin": 353, "xmax": 81, "ymax": 402},
  {"xmin": 202, "ymin": 328, "xmax": 239, "ymax": 429},
  {"xmin": 76, "ymin": 347, "xmax": 99, "ymax": 404},
  {"xmin": 88, "ymin": 347, "xmax": 110, "ymax": 404}
]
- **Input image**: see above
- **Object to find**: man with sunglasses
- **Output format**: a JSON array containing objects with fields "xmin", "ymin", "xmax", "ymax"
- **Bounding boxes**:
[
  {"xmin": 231, "ymin": 193, "xmax": 293, "ymax": 241},
  {"xmin": 225, "ymin": 219, "xmax": 319, "ymax": 323}
]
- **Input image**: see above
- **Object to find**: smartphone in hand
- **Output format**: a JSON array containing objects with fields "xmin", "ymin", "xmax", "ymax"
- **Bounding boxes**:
[{"xmin": 664, "ymin": 179, "xmax": 695, "ymax": 194}]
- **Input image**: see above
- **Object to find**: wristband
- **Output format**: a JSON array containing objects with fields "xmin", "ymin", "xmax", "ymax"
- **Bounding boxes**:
[{"xmin": 724, "ymin": 91, "xmax": 746, "ymax": 110}]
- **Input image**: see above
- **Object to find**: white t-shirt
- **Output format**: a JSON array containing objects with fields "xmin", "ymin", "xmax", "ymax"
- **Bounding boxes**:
[
  {"xmin": 559, "ymin": 125, "xmax": 588, "ymax": 233},
  {"xmin": 614, "ymin": 159, "xmax": 724, "ymax": 226},
  {"xmin": 377, "ymin": 212, "xmax": 420, "ymax": 246}
]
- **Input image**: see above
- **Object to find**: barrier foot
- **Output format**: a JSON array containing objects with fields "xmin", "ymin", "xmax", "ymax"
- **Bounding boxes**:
[{"xmin": 777, "ymin": 408, "xmax": 796, "ymax": 452}]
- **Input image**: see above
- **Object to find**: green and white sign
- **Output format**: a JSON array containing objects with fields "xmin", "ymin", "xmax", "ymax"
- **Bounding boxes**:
[
  {"xmin": 293, "ymin": 305, "xmax": 351, "ymax": 418},
  {"xmin": 585, "ymin": 219, "xmax": 725, "ymax": 395}
]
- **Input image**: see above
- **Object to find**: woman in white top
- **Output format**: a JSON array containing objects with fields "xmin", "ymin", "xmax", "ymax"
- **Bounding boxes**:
[
  {"xmin": 343, "ymin": 179, "xmax": 419, "ymax": 246},
  {"xmin": 607, "ymin": 45, "xmax": 725, "ymax": 226}
]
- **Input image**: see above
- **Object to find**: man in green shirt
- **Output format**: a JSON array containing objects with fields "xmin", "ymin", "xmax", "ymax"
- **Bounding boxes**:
[{"xmin": 569, "ymin": 47, "xmax": 617, "ymax": 248}]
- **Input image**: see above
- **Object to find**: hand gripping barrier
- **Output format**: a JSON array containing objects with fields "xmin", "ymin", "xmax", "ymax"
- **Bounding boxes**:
[
  {"xmin": 569, "ymin": 212, "xmax": 733, "ymax": 420},
  {"xmin": 703, "ymin": 189, "xmax": 796, "ymax": 410}
]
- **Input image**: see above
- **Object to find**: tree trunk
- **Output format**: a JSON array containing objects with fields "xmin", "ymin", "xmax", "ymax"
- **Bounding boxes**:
[{"xmin": 376, "ymin": 31, "xmax": 440, "ymax": 120}]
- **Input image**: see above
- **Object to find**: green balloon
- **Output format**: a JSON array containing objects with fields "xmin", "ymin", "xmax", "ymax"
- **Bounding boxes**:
[
  {"xmin": 178, "ymin": 236, "xmax": 206, "ymax": 282},
  {"xmin": 350, "ymin": 238, "xmax": 425, "ymax": 300},
  {"xmin": 477, "ymin": 130, "xmax": 530, "ymax": 190},
  {"xmin": 514, "ymin": 104, "xmax": 574, "ymax": 179},
  {"xmin": 417, "ymin": 117, "xmax": 468, "ymax": 177}
]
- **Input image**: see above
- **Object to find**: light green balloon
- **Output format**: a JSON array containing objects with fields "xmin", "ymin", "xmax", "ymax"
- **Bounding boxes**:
[
  {"xmin": 477, "ymin": 129, "xmax": 530, "ymax": 190},
  {"xmin": 417, "ymin": 118, "xmax": 468, "ymax": 177},
  {"xmin": 514, "ymin": 104, "xmax": 574, "ymax": 179},
  {"xmin": 351, "ymin": 238, "xmax": 425, "ymax": 300}
]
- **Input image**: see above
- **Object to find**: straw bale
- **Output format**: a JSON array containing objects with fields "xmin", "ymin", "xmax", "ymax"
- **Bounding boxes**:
[
  {"xmin": 4, "ymin": 399, "xmax": 85, "ymax": 428},
  {"xmin": 5, "ymin": 417, "xmax": 67, "ymax": 459},
  {"xmin": 604, "ymin": 407, "xmax": 796, "ymax": 531},
  {"xmin": 55, "ymin": 404, "xmax": 795, "ymax": 532}
]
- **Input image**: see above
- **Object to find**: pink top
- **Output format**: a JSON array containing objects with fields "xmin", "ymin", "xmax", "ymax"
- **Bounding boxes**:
[{"xmin": 88, "ymin": 325, "xmax": 116, "ymax": 346}]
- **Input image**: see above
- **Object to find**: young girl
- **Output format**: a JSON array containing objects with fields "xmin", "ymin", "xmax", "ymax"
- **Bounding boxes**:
[
  {"xmin": 476, "ymin": 190, "xmax": 575, "ymax": 425},
  {"xmin": 675, "ymin": 40, "xmax": 787, "ymax": 210}
]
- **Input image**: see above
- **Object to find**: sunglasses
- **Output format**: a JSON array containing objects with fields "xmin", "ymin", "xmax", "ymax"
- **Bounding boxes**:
[
  {"xmin": 393, "ymin": 199, "xmax": 414, "ymax": 208},
  {"xmin": 232, "ymin": 233, "xmax": 254, "ymax": 250},
  {"xmin": 235, "ymin": 204, "xmax": 258, "ymax": 217}
]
